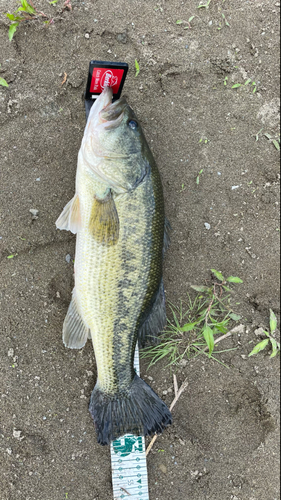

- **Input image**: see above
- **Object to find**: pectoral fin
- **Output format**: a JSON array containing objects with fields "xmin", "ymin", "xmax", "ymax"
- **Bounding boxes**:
[
  {"xmin": 63, "ymin": 291, "xmax": 90, "ymax": 349},
  {"xmin": 56, "ymin": 193, "xmax": 81, "ymax": 234},
  {"xmin": 89, "ymin": 190, "xmax": 119, "ymax": 245}
]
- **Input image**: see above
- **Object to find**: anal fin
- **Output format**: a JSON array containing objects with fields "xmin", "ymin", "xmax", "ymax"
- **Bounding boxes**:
[
  {"xmin": 138, "ymin": 279, "xmax": 166, "ymax": 348},
  {"xmin": 63, "ymin": 291, "xmax": 90, "ymax": 349},
  {"xmin": 56, "ymin": 193, "xmax": 81, "ymax": 234}
]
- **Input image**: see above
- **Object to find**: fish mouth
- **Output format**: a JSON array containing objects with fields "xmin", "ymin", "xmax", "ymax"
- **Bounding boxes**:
[
  {"xmin": 85, "ymin": 86, "xmax": 127, "ymax": 137},
  {"xmin": 99, "ymin": 94, "xmax": 127, "ymax": 130}
]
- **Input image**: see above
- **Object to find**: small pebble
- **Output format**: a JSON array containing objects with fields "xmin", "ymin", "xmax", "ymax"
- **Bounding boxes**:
[
  {"xmin": 231, "ymin": 185, "xmax": 240, "ymax": 190},
  {"xmin": 65, "ymin": 254, "xmax": 71, "ymax": 264},
  {"xmin": 204, "ymin": 223, "xmax": 211, "ymax": 230},
  {"xmin": 13, "ymin": 429, "xmax": 22, "ymax": 440},
  {"xmin": 85, "ymin": 33, "xmax": 90, "ymax": 39},
  {"xmin": 179, "ymin": 358, "xmax": 187, "ymax": 367},
  {"xmin": 29, "ymin": 209, "xmax": 39, "ymax": 216}
]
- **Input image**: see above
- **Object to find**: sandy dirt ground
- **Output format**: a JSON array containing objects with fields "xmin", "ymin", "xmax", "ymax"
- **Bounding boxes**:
[{"xmin": 0, "ymin": 1, "xmax": 280, "ymax": 499}]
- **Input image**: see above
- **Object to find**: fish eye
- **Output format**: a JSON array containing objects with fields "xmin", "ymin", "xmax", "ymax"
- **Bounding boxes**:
[{"xmin": 128, "ymin": 120, "xmax": 138, "ymax": 130}]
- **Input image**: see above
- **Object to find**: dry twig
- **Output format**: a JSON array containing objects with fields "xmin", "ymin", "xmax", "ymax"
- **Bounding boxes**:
[
  {"xmin": 146, "ymin": 376, "xmax": 188, "ymax": 456},
  {"xmin": 61, "ymin": 72, "xmax": 67, "ymax": 86}
]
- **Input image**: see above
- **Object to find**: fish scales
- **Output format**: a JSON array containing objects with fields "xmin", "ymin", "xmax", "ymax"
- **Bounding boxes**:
[{"xmin": 56, "ymin": 87, "xmax": 171, "ymax": 444}]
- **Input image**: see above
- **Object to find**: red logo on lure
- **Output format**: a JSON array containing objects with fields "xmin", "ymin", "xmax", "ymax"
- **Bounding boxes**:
[{"xmin": 90, "ymin": 68, "xmax": 124, "ymax": 95}]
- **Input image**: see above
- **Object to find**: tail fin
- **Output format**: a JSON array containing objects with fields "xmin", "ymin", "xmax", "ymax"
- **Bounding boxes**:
[{"xmin": 89, "ymin": 375, "xmax": 172, "ymax": 445}]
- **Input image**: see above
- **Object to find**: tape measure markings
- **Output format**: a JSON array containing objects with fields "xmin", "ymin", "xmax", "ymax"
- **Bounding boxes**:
[{"xmin": 111, "ymin": 345, "xmax": 149, "ymax": 500}]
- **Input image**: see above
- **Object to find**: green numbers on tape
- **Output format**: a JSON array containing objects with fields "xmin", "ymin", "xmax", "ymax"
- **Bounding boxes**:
[{"xmin": 113, "ymin": 435, "xmax": 144, "ymax": 457}]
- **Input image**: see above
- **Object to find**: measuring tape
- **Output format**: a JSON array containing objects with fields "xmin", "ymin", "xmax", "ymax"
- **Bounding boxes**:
[{"xmin": 110, "ymin": 346, "xmax": 149, "ymax": 500}]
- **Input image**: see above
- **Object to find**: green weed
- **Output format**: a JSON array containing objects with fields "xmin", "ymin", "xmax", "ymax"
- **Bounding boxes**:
[
  {"xmin": 230, "ymin": 77, "xmax": 258, "ymax": 93},
  {"xmin": 255, "ymin": 127, "xmax": 263, "ymax": 141},
  {"xmin": 249, "ymin": 310, "xmax": 280, "ymax": 358},
  {"xmin": 7, "ymin": 253, "xmax": 18, "ymax": 259},
  {"xmin": 135, "ymin": 59, "xmax": 140, "ymax": 77},
  {"xmin": 141, "ymin": 269, "xmax": 243, "ymax": 368},
  {"xmin": 198, "ymin": 0, "xmax": 212, "ymax": 9},
  {"xmin": 263, "ymin": 133, "xmax": 280, "ymax": 151},
  {"xmin": 5, "ymin": 1, "xmax": 51, "ymax": 41},
  {"xmin": 0, "ymin": 65, "xmax": 9, "ymax": 87},
  {"xmin": 218, "ymin": 13, "xmax": 230, "ymax": 30},
  {"xmin": 177, "ymin": 16, "xmax": 196, "ymax": 29},
  {"xmin": 196, "ymin": 169, "xmax": 204, "ymax": 184}
]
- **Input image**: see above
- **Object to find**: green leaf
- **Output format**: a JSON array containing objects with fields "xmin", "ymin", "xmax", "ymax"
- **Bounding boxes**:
[
  {"xmin": 248, "ymin": 339, "xmax": 269, "ymax": 357},
  {"xmin": 19, "ymin": 0, "xmax": 35, "ymax": 14},
  {"xmin": 0, "ymin": 77, "xmax": 9, "ymax": 87},
  {"xmin": 135, "ymin": 59, "xmax": 140, "ymax": 77},
  {"xmin": 180, "ymin": 322, "xmax": 198, "ymax": 332},
  {"xmin": 253, "ymin": 86, "xmax": 257, "ymax": 94},
  {"xmin": 229, "ymin": 313, "xmax": 242, "ymax": 321},
  {"xmin": 7, "ymin": 253, "xmax": 18, "ymax": 259},
  {"xmin": 211, "ymin": 269, "xmax": 225, "ymax": 282},
  {"xmin": 9, "ymin": 23, "xmax": 19, "ymax": 41},
  {"xmin": 270, "ymin": 309, "xmax": 277, "ymax": 334},
  {"xmin": 232, "ymin": 83, "xmax": 242, "ymax": 88},
  {"xmin": 226, "ymin": 276, "xmax": 243, "ymax": 283},
  {"xmin": 190, "ymin": 285, "xmax": 210, "ymax": 292},
  {"xmin": 270, "ymin": 338, "xmax": 279, "ymax": 358},
  {"xmin": 264, "ymin": 133, "xmax": 272, "ymax": 139},
  {"xmin": 245, "ymin": 78, "xmax": 252, "ymax": 86},
  {"xmin": 272, "ymin": 140, "xmax": 280, "ymax": 151},
  {"xmin": 189, "ymin": 16, "xmax": 195, "ymax": 22},
  {"xmin": 50, "ymin": 0, "xmax": 59, "ymax": 3},
  {"xmin": 176, "ymin": 20, "xmax": 183, "ymax": 24},
  {"xmin": 203, "ymin": 326, "xmax": 215, "ymax": 357},
  {"xmin": 6, "ymin": 13, "xmax": 16, "ymax": 21}
]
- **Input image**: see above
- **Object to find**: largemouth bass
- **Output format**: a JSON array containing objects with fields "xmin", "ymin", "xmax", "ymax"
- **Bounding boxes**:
[{"xmin": 56, "ymin": 86, "xmax": 172, "ymax": 445}]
